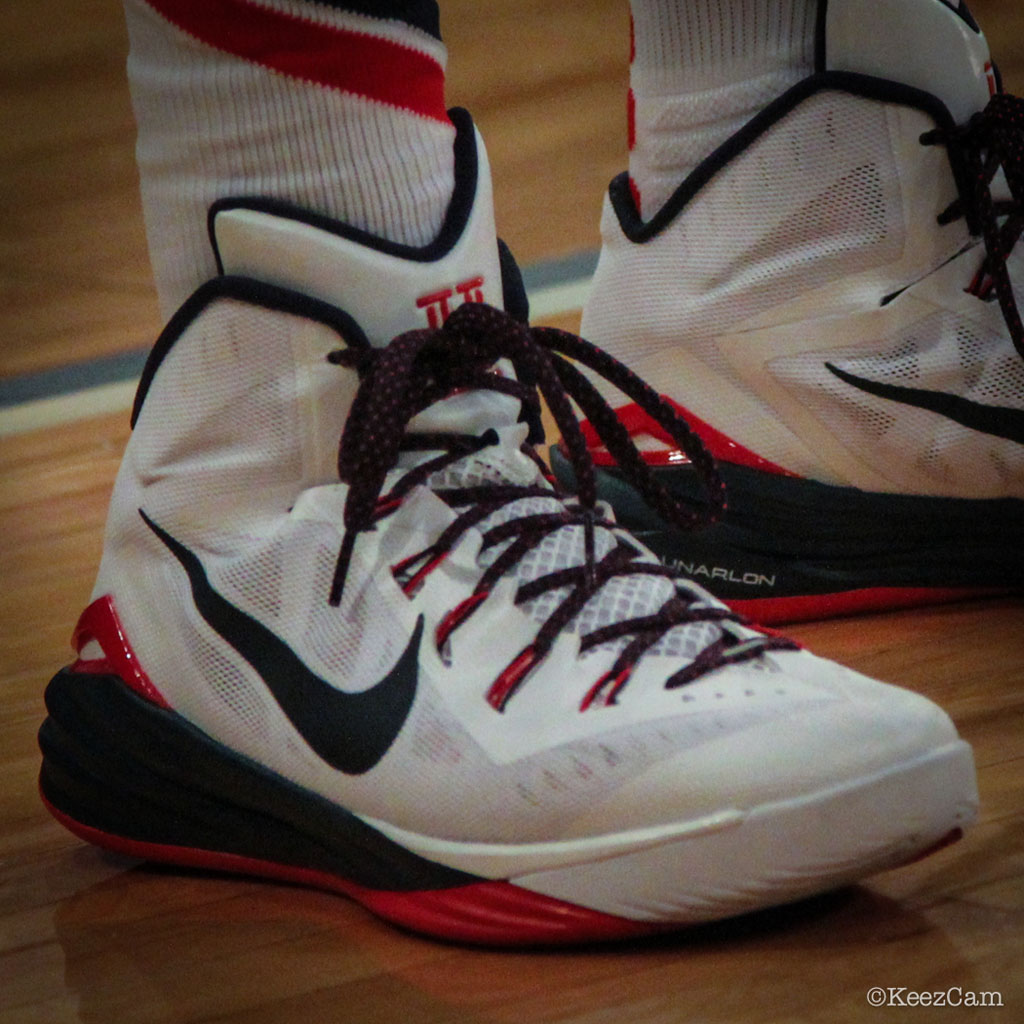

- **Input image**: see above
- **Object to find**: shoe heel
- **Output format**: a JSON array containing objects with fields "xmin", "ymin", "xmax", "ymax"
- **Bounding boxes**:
[{"xmin": 38, "ymin": 667, "xmax": 476, "ymax": 893}]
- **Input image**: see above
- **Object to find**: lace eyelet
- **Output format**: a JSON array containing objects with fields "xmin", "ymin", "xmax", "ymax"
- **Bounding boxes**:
[
  {"xmin": 579, "ymin": 664, "xmax": 633, "ymax": 711},
  {"xmin": 486, "ymin": 646, "xmax": 540, "ymax": 712},
  {"xmin": 435, "ymin": 590, "xmax": 490, "ymax": 651}
]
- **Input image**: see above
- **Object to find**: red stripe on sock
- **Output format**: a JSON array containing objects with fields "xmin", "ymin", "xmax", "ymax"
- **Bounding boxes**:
[{"xmin": 144, "ymin": 0, "xmax": 449, "ymax": 122}]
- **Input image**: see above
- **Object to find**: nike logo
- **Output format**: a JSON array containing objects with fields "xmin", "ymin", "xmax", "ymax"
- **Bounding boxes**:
[
  {"xmin": 141, "ymin": 511, "xmax": 422, "ymax": 774},
  {"xmin": 824, "ymin": 363, "xmax": 1024, "ymax": 445}
]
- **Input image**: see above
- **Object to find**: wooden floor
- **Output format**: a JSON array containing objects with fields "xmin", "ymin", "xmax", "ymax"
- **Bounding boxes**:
[{"xmin": 1, "ymin": 1, "xmax": 1022, "ymax": 1021}]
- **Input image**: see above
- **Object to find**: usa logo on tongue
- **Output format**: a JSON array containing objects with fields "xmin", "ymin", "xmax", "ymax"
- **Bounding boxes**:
[{"xmin": 416, "ymin": 276, "xmax": 485, "ymax": 327}]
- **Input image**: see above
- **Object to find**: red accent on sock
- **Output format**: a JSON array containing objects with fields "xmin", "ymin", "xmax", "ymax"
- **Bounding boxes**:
[
  {"xmin": 627, "ymin": 87, "xmax": 636, "ymax": 150},
  {"xmin": 70, "ymin": 596, "xmax": 171, "ymax": 708},
  {"xmin": 41, "ymin": 795, "xmax": 669, "ymax": 946},
  {"xmin": 727, "ymin": 587, "xmax": 1008, "ymax": 627},
  {"xmin": 144, "ymin": 0, "xmax": 450, "ymax": 123},
  {"xmin": 579, "ymin": 399, "xmax": 799, "ymax": 476}
]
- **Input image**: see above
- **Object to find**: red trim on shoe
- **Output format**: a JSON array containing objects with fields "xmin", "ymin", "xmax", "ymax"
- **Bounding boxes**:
[
  {"xmin": 70, "ymin": 596, "xmax": 170, "ymax": 708},
  {"xmin": 41, "ymin": 795, "xmax": 670, "ymax": 946},
  {"xmin": 579, "ymin": 665, "xmax": 632, "ymax": 711},
  {"xmin": 580, "ymin": 399, "xmax": 799, "ymax": 476},
  {"xmin": 435, "ymin": 590, "xmax": 489, "ymax": 651},
  {"xmin": 728, "ymin": 587, "xmax": 1008, "ymax": 626},
  {"xmin": 486, "ymin": 646, "xmax": 540, "ymax": 711},
  {"xmin": 144, "ymin": 0, "xmax": 450, "ymax": 123},
  {"xmin": 393, "ymin": 549, "xmax": 449, "ymax": 596}
]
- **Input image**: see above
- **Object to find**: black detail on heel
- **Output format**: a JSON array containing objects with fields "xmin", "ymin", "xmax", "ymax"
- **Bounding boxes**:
[{"xmin": 38, "ymin": 669, "xmax": 478, "ymax": 892}]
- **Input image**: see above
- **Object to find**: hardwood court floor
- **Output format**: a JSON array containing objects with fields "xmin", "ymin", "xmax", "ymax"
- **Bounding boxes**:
[{"xmin": 1, "ymin": 2, "xmax": 1022, "ymax": 1022}]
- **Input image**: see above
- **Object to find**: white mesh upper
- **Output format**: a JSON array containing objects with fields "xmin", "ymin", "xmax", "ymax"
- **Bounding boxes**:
[
  {"xmin": 770, "ymin": 309, "xmax": 1024, "ymax": 491},
  {"xmin": 583, "ymin": 80, "xmax": 1023, "ymax": 497},
  {"xmin": 80, "ymin": 267, "xmax": 978, "ymax": 855},
  {"xmin": 431, "ymin": 454, "xmax": 718, "ymax": 659},
  {"xmin": 586, "ymin": 92, "xmax": 906, "ymax": 378}
]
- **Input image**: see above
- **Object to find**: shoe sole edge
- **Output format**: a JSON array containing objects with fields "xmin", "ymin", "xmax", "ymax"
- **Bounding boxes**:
[{"xmin": 39, "ymin": 668, "xmax": 977, "ymax": 943}]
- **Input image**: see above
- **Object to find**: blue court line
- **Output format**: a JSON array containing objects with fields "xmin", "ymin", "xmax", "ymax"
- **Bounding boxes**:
[
  {"xmin": 520, "ymin": 249, "xmax": 598, "ymax": 291},
  {"xmin": 0, "ymin": 249, "xmax": 600, "ymax": 412},
  {"xmin": 0, "ymin": 349, "xmax": 152, "ymax": 410}
]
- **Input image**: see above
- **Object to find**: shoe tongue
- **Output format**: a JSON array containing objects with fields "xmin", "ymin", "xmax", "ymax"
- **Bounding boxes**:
[
  {"xmin": 826, "ymin": 0, "xmax": 993, "ymax": 123},
  {"xmin": 209, "ymin": 127, "xmax": 505, "ymax": 348}
]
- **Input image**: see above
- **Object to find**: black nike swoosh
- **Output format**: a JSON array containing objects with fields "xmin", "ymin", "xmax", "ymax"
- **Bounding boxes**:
[
  {"xmin": 141, "ymin": 510, "xmax": 422, "ymax": 775},
  {"xmin": 825, "ymin": 363, "xmax": 1024, "ymax": 444}
]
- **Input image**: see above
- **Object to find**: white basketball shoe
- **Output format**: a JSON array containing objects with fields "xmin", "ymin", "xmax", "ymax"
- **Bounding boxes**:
[
  {"xmin": 570, "ymin": 0, "xmax": 1024, "ymax": 624},
  {"xmin": 41, "ymin": 110, "xmax": 977, "ymax": 945}
]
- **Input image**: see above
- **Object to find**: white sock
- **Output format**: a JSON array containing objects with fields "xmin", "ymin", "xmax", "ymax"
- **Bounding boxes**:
[
  {"xmin": 627, "ymin": 0, "xmax": 818, "ymax": 220},
  {"xmin": 124, "ymin": 0, "xmax": 457, "ymax": 316}
]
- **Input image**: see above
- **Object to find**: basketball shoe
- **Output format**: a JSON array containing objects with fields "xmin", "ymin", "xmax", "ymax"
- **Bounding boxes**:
[
  {"xmin": 566, "ymin": 0, "xmax": 1024, "ymax": 624},
  {"xmin": 40, "ymin": 110, "xmax": 977, "ymax": 945}
]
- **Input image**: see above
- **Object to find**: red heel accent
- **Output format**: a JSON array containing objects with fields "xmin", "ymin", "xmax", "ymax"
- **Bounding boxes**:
[
  {"xmin": 71, "ymin": 596, "xmax": 170, "ymax": 708},
  {"xmin": 576, "ymin": 398, "xmax": 799, "ymax": 476}
]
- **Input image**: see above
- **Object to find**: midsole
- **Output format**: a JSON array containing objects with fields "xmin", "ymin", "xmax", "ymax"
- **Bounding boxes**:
[
  {"xmin": 365, "ymin": 741, "xmax": 975, "ymax": 880},
  {"xmin": 550, "ymin": 446, "xmax": 1024, "ymax": 598},
  {"xmin": 512, "ymin": 739, "xmax": 976, "ymax": 922},
  {"xmin": 41, "ymin": 669, "xmax": 975, "ymax": 890}
]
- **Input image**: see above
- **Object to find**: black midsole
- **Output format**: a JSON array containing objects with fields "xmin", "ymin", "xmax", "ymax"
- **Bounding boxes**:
[
  {"xmin": 550, "ymin": 446, "xmax": 1024, "ymax": 598},
  {"xmin": 39, "ymin": 669, "xmax": 480, "ymax": 892}
]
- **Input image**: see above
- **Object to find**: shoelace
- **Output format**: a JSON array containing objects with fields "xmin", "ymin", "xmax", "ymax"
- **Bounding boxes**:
[
  {"xmin": 326, "ymin": 302, "xmax": 796, "ymax": 711},
  {"xmin": 921, "ymin": 92, "xmax": 1024, "ymax": 359}
]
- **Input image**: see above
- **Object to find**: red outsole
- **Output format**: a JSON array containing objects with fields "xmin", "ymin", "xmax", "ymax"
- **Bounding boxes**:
[
  {"xmin": 729, "ymin": 586, "xmax": 1009, "ymax": 626},
  {"xmin": 40, "ymin": 793, "xmax": 672, "ymax": 947},
  {"xmin": 41, "ymin": 793, "xmax": 966, "ymax": 945}
]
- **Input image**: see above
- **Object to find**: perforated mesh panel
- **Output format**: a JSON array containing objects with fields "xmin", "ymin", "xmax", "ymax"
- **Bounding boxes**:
[
  {"xmin": 131, "ymin": 298, "xmax": 306, "ymax": 525},
  {"xmin": 586, "ymin": 91, "xmax": 905, "ymax": 381},
  {"xmin": 769, "ymin": 309, "xmax": 1024, "ymax": 492}
]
